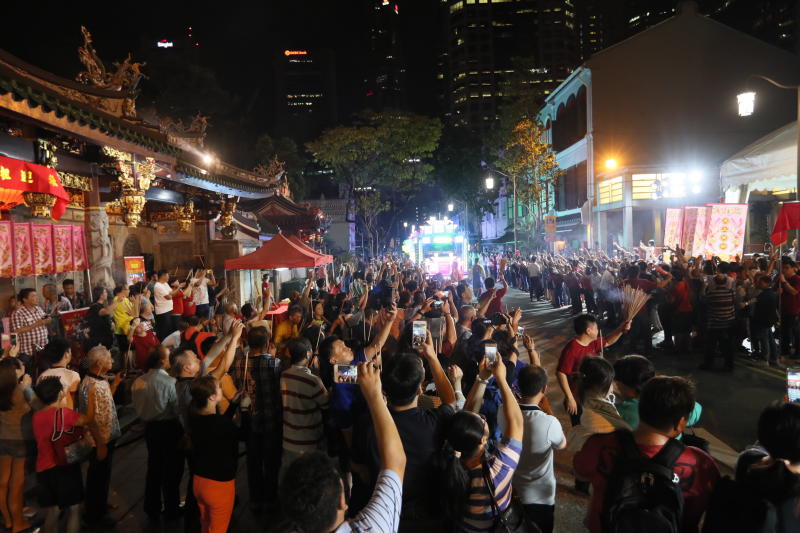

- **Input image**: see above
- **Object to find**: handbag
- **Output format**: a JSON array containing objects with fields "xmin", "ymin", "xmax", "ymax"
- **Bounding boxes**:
[
  {"xmin": 51, "ymin": 408, "xmax": 93, "ymax": 465},
  {"xmin": 481, "ymin": 461, "xmax": 540, "ymax": 533}
]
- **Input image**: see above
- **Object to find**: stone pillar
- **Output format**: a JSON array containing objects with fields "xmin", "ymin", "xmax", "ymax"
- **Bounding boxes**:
[
  {"xmin": 85, "ymin": 176, "xmax": 114, "ymax": 291},
  {"xmin": 623, "ymin": 173, "xmax": 633, "ymax": 246},
  {"xmin": 597, "ymin": 211, "xmax": 608, "ymax": 253}
]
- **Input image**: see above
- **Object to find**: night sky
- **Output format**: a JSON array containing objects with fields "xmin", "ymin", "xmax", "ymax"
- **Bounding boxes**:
[{"xmin": 1, "ymin": 1, "xmax": 441, "ymax": 164}]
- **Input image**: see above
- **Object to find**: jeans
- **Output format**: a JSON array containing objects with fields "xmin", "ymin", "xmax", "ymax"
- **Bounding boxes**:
[
  {"xmin": 529, "ymin": 276, "xmax": 543, "ymax": 300},
  {"xmin": 781, "ymin": 314, "xmax": 800, "ymax": 356},
  {"xmin": 144, "ymin": 419, "xmax": 184, "ymax": 517},
  {"xmin": 705, "ymin": 326, "xmax": 734, "ymax": 368},
  {"xmin": 523, "ymin": 503, "xmax": 555, "ymax": 533},
  {"xmin": 246, "ymin": 431, "xmax": 282, "ymax": 504},
  {"xmin": 569, "ymin": 287, "xmax": 582, "ymax": 314},
  {"xmin": 84, "ymin": 440, "xmax": 116, "ymax": 523},
  {"xmin": 753, "ymin": 325, "xmax": 778, "ymax": 363},
  {"xmin": 196, "ymin": 304, "xmax": 211, "ymax": 320}
]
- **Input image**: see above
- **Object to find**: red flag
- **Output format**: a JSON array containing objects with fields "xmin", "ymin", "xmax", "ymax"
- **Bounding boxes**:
[{"xmin": 771, "ymin": 202, "xmax": 800, "ymax": 246}]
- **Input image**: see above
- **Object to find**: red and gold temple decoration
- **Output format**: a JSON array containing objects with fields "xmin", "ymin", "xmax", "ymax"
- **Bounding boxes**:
[{"xmin": 0, "ymin": 155, "xmax": 70, "ymax": 219}]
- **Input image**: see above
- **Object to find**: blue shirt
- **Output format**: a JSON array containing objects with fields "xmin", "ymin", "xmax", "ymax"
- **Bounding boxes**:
[{"xmin": 330, "ymin": 349, "xmax": 367, "ymax": 429}]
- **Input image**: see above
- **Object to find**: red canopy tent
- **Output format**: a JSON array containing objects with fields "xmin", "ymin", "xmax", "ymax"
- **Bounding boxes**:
[
  {"xmin": 224, "ymin": 233, "xmax": 332, "ymax": 270},
  {"xmin": 287, "ymin": 234, "xmax": 333, "ymax": 263}
]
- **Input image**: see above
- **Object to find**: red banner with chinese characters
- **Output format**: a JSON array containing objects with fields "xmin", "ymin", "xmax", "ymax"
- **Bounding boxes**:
[
  {"xmin": 72, "ymin": 225, "xmax": 87, "ymax": 271},
  {"xmin": 12, "ymin": 222, "xmax": 33, "ymax": 277},
  {"xmin": 54, "ymin": 225, "xmax": 74, "ymax": 273},
  {"xmin": 31, "ymin": 223, "xmax": 55, "ymax": 275},
  {"xmin": 0, "ymin": 155, "xmax": 70, "ymax": 220}
]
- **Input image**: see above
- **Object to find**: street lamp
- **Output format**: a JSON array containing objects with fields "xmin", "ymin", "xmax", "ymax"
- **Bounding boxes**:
[
  {"xmin": 485, "ymin": 170, "xmax": 519, "ymax": 255},
  {"xmin": 403, "ymin": 221, "xmax": 408, "ymax": 228},
  {"xmin": 447, "ymin": 203, "xmax": 454, "ymax": 212},
  {"xmin": 605, "ymin": 158, "xmax": 618, "ymax": 170},
  {"xmin": 485, "ymin": 176, "xmax": 495, "ymax": 190},
  {"xmin": 736, "ymin": 75, "xmax": 800, "ymax": 204}
]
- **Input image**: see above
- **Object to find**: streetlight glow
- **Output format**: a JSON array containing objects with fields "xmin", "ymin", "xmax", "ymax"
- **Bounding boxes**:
[
  {"xmin": 737, "ymin": 91, "xmax": 755, "ymax": 117},
  {"xmin": 447, "ymin": 203, "xmax": 454, "ymax": 212},
  {"xmin": 485, "ymin": 176, "xmax": 495, "ymax": 190},
  {"xmin": 605, "ymin": 158, "xmax": 618, "ymax": 170},
  {"xmin": 201, "ymin": 153, "xmax": 214, "ymax": 165},
  {"xmin": 403, "ymin": 221, "xmax": 408, "ymax": 228}
]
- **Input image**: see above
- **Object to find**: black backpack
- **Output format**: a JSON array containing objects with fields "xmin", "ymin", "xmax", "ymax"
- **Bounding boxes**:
[
  {"xmin": 702, "ymin": 476, "xmax": 778, "ymax": 533},
  {"xmin": 602, "ymin": 430, "xmax": 685, "ymax": 533},
  {"xmin": 177, "ymin": 330, "xmax": 200, "ymax": 355}
]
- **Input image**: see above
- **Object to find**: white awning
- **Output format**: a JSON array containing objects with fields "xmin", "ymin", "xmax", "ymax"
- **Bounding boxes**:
[{"xmin": 720, "ymin": 121, "xmax": 796, "ymax": 192}]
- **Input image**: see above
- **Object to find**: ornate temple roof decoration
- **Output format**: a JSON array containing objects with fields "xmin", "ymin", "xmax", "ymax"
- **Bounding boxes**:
[
  {"xmin": 159, "ymin": 113, "xmax": 209, "ymax": 150},
  {"xmin": 75, "ymin": 26, "xmax": 145, "ymax": 119},
  {"xmin": 0, "ymin": 28, "xmax": 282, "ymax": 199},
  {"xmin": 245, "ymin": 194, "xmax": 325, "ymax": 236}
]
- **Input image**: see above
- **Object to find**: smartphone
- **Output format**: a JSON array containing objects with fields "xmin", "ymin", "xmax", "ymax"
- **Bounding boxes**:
[
  {"xmin": 789, "ymin": 368, "xmax": 800, "ymax": 403},
  {"xmin": 412, "ymin": 320, "xmax": 427, "ymax": 349},
  {"xmin": 334, "ymin": 364, "xmax": 358, "ymax": 384},
  {"xmin": 516, "ymin": 326, "xmax": 524, "ymax": 339},
  {"xmin": 9, "ymin": 333, "xmax": 16, "ymax": 347},
  {"xmin": 484, "ymin": 343, "xmax": 498, "ymax": 365},
  {"xmin": 432, "ymin": 300, "xmax": 443, "ymax": 309}
]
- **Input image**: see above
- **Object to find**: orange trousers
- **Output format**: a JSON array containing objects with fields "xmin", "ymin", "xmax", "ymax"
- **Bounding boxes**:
[{"xmin": 193, "ymin": 475, "xmax": 235, "ymax": 533}]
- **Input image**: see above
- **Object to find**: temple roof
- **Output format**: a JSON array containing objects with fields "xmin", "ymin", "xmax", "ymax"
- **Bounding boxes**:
[
  {"xmin": 244, "ymin": 194, "xmax": 325, "ymax": 233},
  {"xmin": 0, "ymin": 47, "xmax": 278, "ymax": 198}
]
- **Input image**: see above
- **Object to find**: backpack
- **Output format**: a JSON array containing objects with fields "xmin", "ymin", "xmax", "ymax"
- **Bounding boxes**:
[
  {"xmin": 602, "ymin": 430, "xmax": 685, "ymax": 533},
  {"xmin": 702, "ymin": 476, "xmax": 778, "ymax": 533},
  {"xmin": 177, "ymin": 330, "xmax": 201, "ymax": 355}
]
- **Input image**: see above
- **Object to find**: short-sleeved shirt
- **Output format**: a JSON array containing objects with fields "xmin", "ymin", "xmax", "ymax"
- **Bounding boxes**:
[
  {"xmin": 359, "ymin": 404, "xmax": 455, "ymax": 507},
  {"xmin": 782, "ymin": 274, "xmax": 800, "ymax": 315},
  {"xmin": 335, "ymin": 469, "xmax": 402, "ymax": 533},
  {"xmin": 153, "ymin": 282, "xmax": 173, "ymax": 315},
  {"xmin": 281, "ymin": 365, "xmax": 328, "ymax": 452},
  {"xmin": 556, "ymin": 338, "xmax": 605, "ymax": 399},
  {"xmin": 499, "ymin": 405, "xmax": 564, "ymax": 506},
  {"xmin": 329, "ymin": 349, "xmax": 367, "ymax": 429},
  {"xmin": 0, "ymin": 385, "xmax": 31, "ymax": 441},
  {"xmin": 33, "ymin": 407, "xmax": 81, "ymax": 472},
  {"xmin": 671, "ymin": 280, "xmax": 693, "ymax": 313},
  {"xmin": 113, "ymin": 298, "xmax": 135, "ymax": 335},
  {"xmin": 461, "ymin": 438, "xmax": 523, "ymax": 532},
  {"xmin": 192, "ymin": 278, "xmax": 210, "ymax": 306},
  {"xmin": 573, "ymin": 432, "xmax": 721, "ymax": 533},
  {"xmin": 189, "ymin": 414, "xmax": 238, "ymax": 481},
  {"xmin": 131, "ymin": 332, "xmax": 159, "ymax": 370},
  {"xmin": 484, "ymin": 285, "xmax": 507, "ymax": 316},
  {"xmin": 171, "ymin": 292, "xmax": 184, "ymax": 315},
  {"xmin": 38, "ymin": 368, "xmax": 81, "ymax": 406},
  {"xmin": 78, "ymin": 375, "xmax": 120, "ymax": 443},
  {"xmin": 11, "ymin": 305, "xmax": 48, "ymax": 357}
]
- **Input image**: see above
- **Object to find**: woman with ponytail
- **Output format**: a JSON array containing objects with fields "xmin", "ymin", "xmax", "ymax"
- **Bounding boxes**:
[
  {"xmin": 438, "ymin": 354, "xmax": 525, "ymax": 532},
  {"xmin": 188, "ymin": 376, "xmax": 240, "ymax": 533}
]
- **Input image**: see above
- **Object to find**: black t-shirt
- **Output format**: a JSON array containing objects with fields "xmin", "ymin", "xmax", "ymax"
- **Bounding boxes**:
[
  {"xmin": 188, "ymin": 413, "xmax": 239, "ymax": 481},
  {"xmin": 356, "ymin": 404, "xmax": 455, "ymax": 508}
]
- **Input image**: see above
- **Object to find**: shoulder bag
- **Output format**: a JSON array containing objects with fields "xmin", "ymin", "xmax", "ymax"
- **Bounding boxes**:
[{"xmin": 481, "ymin": 461, "xmax": 540, "ymax": 533}]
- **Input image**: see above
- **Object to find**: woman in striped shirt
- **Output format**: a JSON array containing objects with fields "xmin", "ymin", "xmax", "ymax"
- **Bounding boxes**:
[{"xmin": 439, "ymin": 355, "xmax": 524, "ymax": 532}]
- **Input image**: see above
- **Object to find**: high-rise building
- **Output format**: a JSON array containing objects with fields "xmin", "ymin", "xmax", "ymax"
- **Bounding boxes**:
[
  {"xmin": 365, "ymin": 0, "xmax": 407, "ymax": 109},
  {"xmin": 441, "ymin": 0, "xmax": 579, "ymax": 134},
  {"xmin": 273, "ymin": 49, "xmax": 337, "ymax": 143}
]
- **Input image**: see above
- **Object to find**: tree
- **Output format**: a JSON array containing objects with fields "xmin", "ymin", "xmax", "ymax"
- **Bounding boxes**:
[
  {"xmin": 355, "ymin": 191, "xmax": 391, "ymax": 257},
  {"xmin": 497, "ymin": 119, "xmax": 562, "ymax": 246},
  {"xmin": 306, "ymin": 109, "xmax": 442, "ymax": 242},
  {"xmin": 254, "ymin": 134, "xmax": 308, "ymax": 199},
  {"xmin": 434, "ymin": 127, "xmax": 497, "ymax": 242}
]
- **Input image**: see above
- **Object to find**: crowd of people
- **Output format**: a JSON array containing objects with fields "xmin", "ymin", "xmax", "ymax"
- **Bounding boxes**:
[{"xmin": 0, "ymin": 248, "xmax": 794, "ymax": 533}]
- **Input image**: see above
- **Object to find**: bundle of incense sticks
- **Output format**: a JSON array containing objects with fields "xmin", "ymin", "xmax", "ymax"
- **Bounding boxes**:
[{"xmin": 621, "ymin": 285, "xmax": 651, "ymax": 321}]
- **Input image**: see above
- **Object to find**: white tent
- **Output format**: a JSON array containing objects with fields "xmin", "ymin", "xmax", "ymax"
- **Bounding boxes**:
[{"xmin": 720, "ymin": 121, "xmax": 797, "ymax": 203}]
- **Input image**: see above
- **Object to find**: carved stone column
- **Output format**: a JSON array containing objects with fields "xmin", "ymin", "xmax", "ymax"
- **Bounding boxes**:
[{"xmin": 88, "ymin": 207, "xmax": 114, "ymax": 290}]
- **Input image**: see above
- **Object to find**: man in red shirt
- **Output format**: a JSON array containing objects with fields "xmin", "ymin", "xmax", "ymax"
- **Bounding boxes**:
[
  {"xmin": 556, "ymin": 314, "xmax": 630, "ymax": 426},
  {"xmin": 479, "ymin": 260, "xmax": 508, "ymax": 316},
  {"xmin": 574, "ymin": 376, "xmax": 720, "ymax": 533}
]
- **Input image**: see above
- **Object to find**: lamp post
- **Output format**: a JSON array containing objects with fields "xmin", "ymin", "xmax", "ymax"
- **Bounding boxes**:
[{"xmin": 737, "ymin": 75, "xmax": 800, "ymax": 203}]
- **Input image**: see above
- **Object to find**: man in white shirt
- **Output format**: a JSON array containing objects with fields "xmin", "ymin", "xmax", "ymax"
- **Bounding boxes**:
[
  {"xmin": 191, "ymin": 269, "xmax": 216, "ymax": 319},
  {"xmin": 499, "ymin": 365, "xmax": 566, "ymax": 533},
  {"xmin": 526, "ymin": 256, "xmax": 542, "ymax": 302},
  {"xmin": 153, "ymin": 270, "xmax": 180, "ymax": 341}
]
